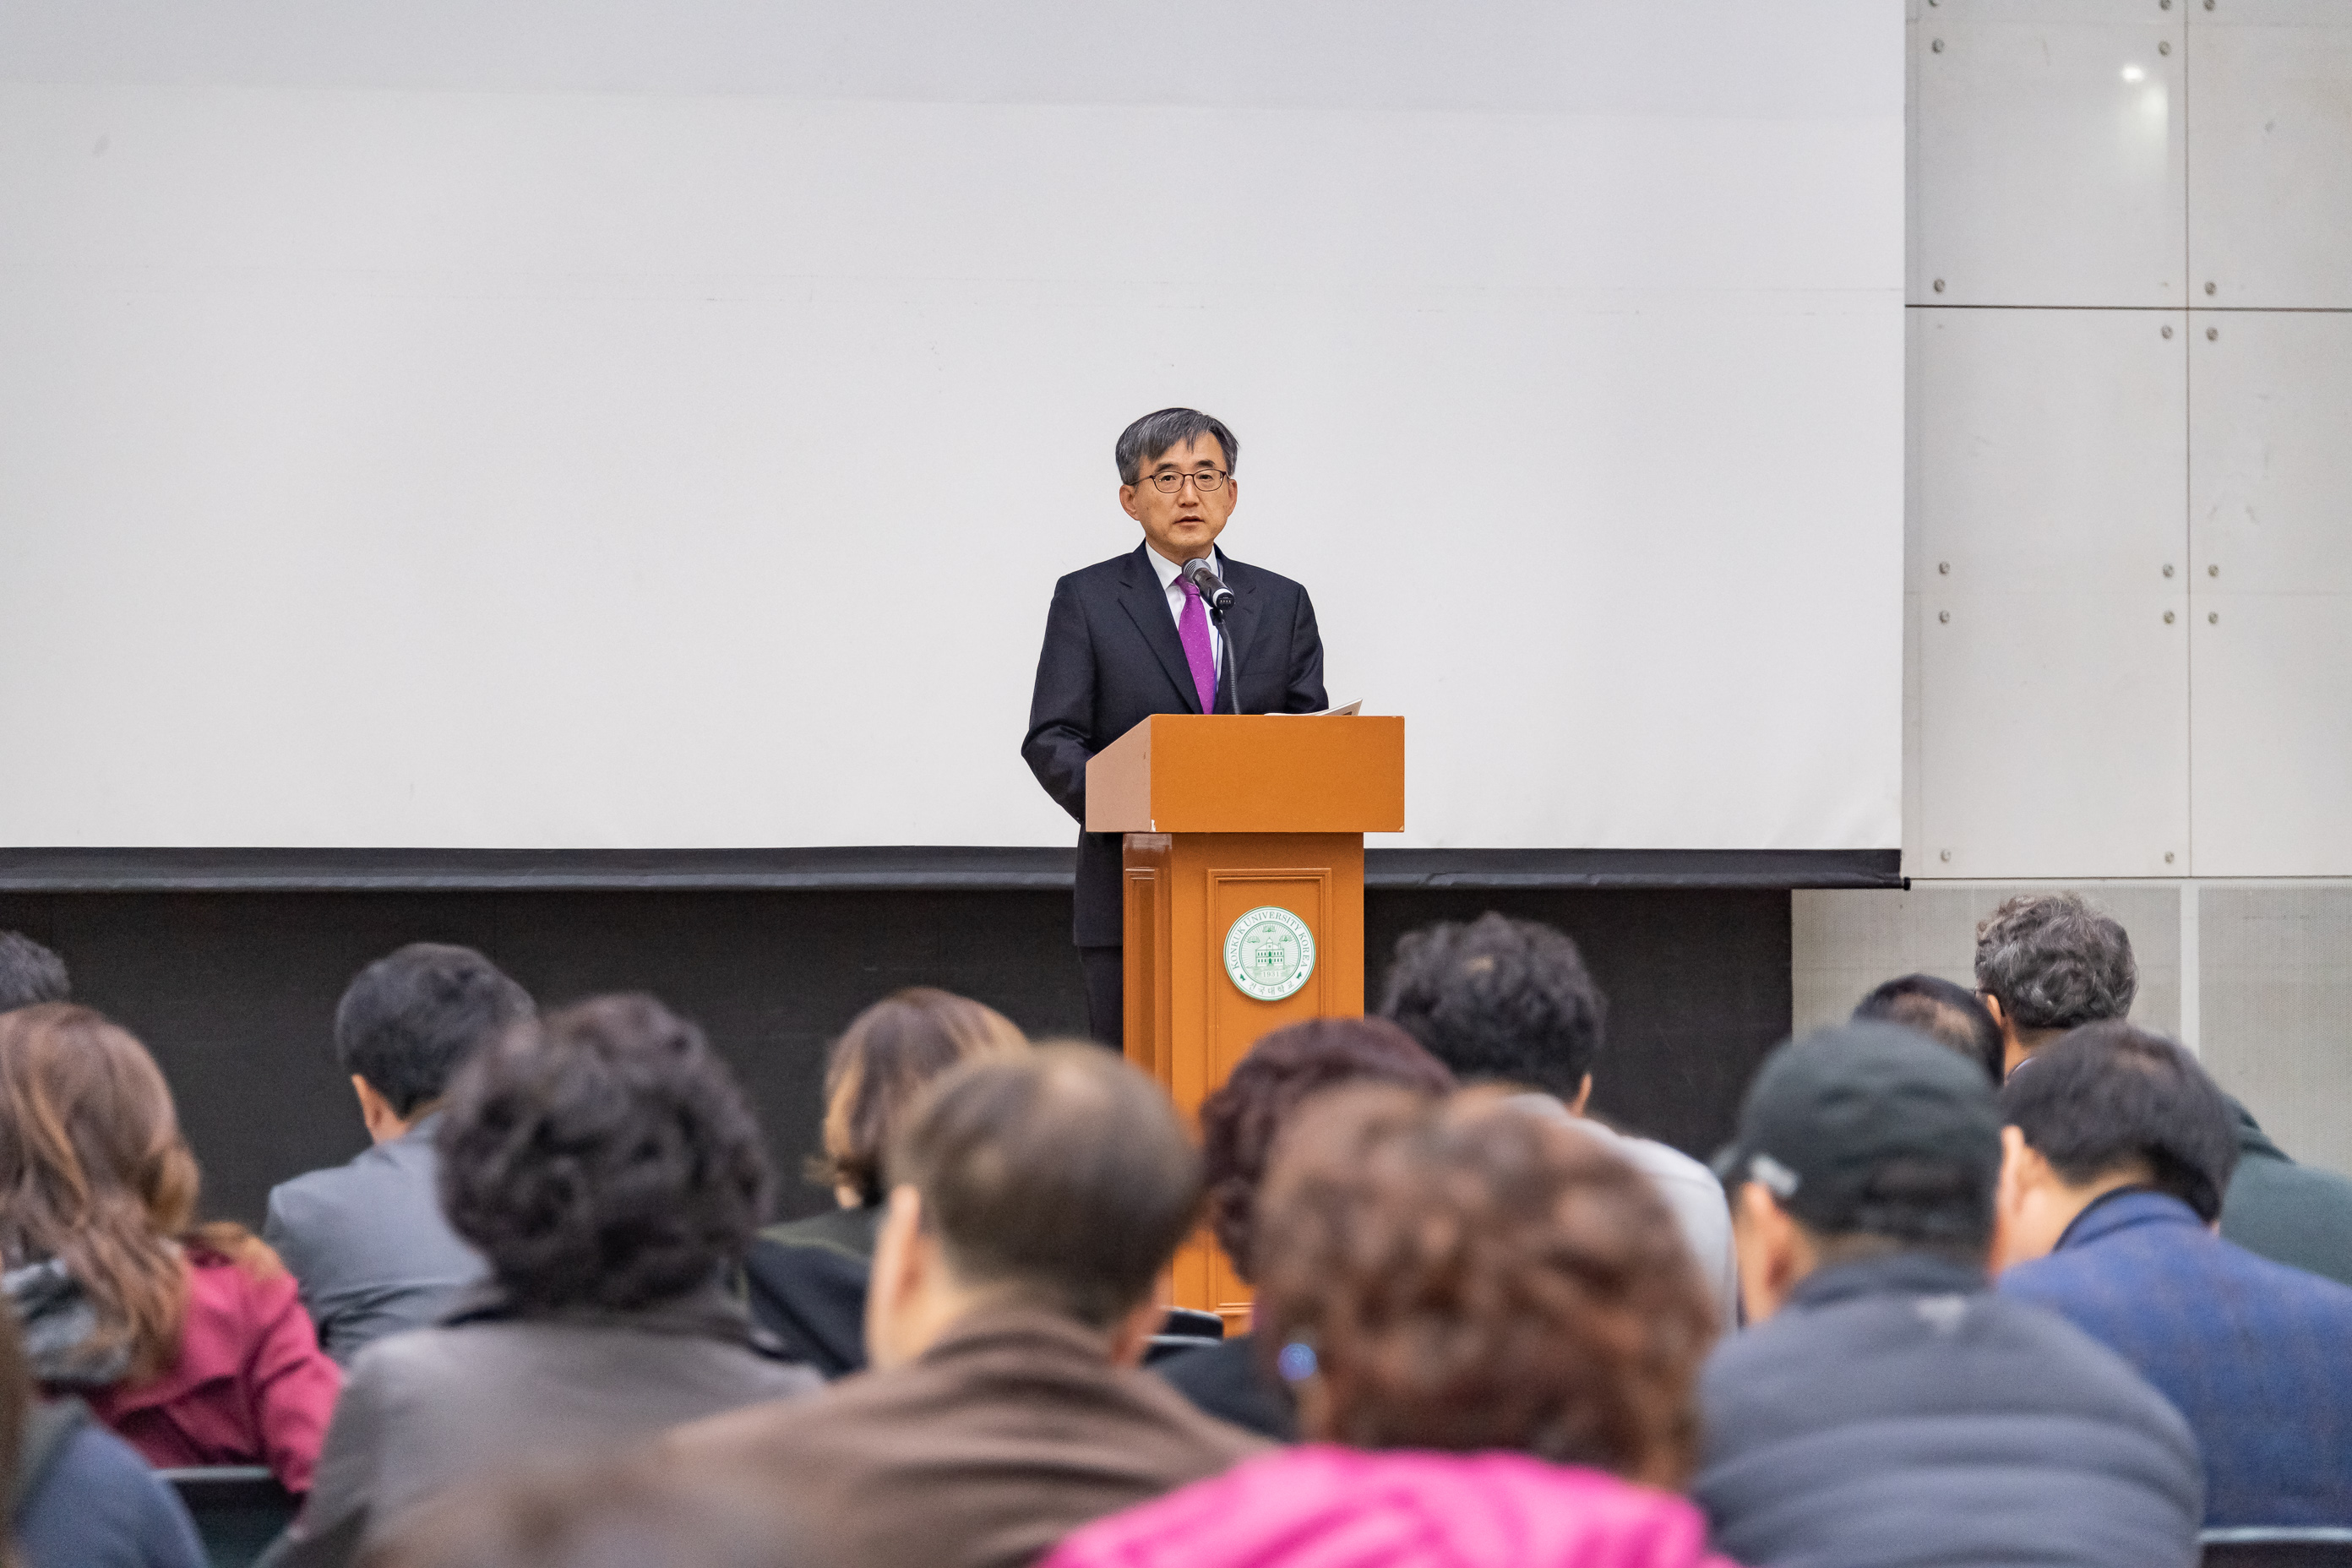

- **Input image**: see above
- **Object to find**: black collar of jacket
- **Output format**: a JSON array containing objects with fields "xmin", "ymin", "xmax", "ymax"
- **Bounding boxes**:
[
  {"xmin": 438, "ymin": 1279, "xmax": 796, "ymax": 1361},
  {"xmin": 1785, "ymin": 1251, "xmax": 1988, "ymax": 1312},
  {"xmin": 1116, "ymin": 542, "xmax": 1258, "ymax": 715}
]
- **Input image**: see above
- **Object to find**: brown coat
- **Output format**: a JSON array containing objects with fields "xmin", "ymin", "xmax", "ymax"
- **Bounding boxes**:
[{"xmin": 666, "ymin": 1306, "xmax": 1268, "ymax": 1568}]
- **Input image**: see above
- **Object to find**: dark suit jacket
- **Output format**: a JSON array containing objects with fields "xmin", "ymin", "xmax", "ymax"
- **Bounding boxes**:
[
  {"xmin": 667, "ymin": 1306, "xmax": 1267, "ymax": 1568},
  {"xmin": 2001, "ymin": 1189, "xmax": 2352, "ymax": 1527},
  {"xmin": 1151, "ymin": 1333, "xmax": 1297, "ymax": 1442},
  {"xmin": 743, "ymin": 1204, "xmax": 882, "ymax": 1379},
  {"xmin": 1023, "ymin": 544, "xmax": 1327, "ymax": 945}
]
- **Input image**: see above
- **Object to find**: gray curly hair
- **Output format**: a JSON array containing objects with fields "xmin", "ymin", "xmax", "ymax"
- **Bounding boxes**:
[{"xmin": 1972, "ymin": 893, "xmax": 2137, "ymax": 1032}]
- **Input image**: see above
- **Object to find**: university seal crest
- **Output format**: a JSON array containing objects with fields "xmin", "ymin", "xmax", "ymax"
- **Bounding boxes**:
[{"xmin": 1222, "ymin": 905, "xmax": 1315, "ymax": 1001}]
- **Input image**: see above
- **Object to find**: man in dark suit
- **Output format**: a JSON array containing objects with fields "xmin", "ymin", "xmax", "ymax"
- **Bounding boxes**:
[{"xmin": 1023, "ymin": 408, "xmax": 1327, "ymax": 1046}]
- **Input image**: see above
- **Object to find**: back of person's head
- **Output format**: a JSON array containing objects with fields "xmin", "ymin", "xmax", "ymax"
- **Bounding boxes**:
[
  {"xmin": 1717, "ymin": 1021, "xmax": 2005, "ymax": 1265},
  {"xmin": 890, "ymin": 1044, "xmax": 1200, "ymax": 1329},
  {"xmin": 2000, "ymin": 1022, "xmax": 2237, "ymax": 1222},
  {"xmin": 816, "ymin": 988, "xmax": 1026, "ymax": 1206},
  {"xmin": 1253, "ymin": 1086, "xmax": 1714, "ymax": 1488},
  {"xmin": 1199, "ymin": 1016, "xmax": 1454, "ymax": 1286},
  {"xmin": 438, "ymin": 994, "xmax": 770, "ymax": 1315},
  {"xmin": 1973, "ymin": 893, "xmax": 2136, "ymax": 1036},
  {"xmin": 1377, "ymin": 913, "xmax": 1605, "ymax": 1100},
  {"xmin": 362, "ymin": 1460, "xmax": 801, "ymax": 1568},
  {"xmin": 336, "ymin": 944, "xmax": 534, "ymax": 1119},
  {"xmin": 0, "ymin": 1004, "xmax": 199, "ymax": 1380},
  {"xmin": 0, "ymin": 934, "xmax": 68, "ymax": 1015},
  {"xmin": 1853, "ymin": 973, "xmax": 2003, "ymax": 1084}
]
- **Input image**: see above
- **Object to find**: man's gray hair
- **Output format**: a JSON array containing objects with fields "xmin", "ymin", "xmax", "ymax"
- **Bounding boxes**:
[
  {"xmin": 1114, "ymin": 407, "xmax": 1238, "ymax": 486},
  {"xmin": 1972, "ymin": 892, "xmax": 2137, "ymax": 1032}
]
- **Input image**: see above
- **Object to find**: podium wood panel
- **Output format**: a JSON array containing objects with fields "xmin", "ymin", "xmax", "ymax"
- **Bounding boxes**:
[
  {"xmin": 1090, "ymin": 711, "xmax": 1401, "ymax": 1327},
  {"xmin": 1087, "ymin": 715, "xmax": 1403, "ymax": 835},
  {"xmin": 1124, "ymin": 830, "xmax": 1364, "ymax": 1327}
]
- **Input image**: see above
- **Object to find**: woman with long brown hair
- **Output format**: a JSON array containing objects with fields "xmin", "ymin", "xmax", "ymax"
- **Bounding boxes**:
[
  {"xmin": 0, "ymin": 1004, "xmax": 340, "ymax": 1494},
  {"xmin": 742, "ymin": 987, "xmax": 1027, "ymax": 1376}
]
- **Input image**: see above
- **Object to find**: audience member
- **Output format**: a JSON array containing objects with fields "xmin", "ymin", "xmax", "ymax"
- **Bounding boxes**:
[
  {"xmin": 1379, "ymin": 912, "xmax": 1739, "ymax": 1319},
  {"xmin": 1972, "ymin": 892, "xmax": 2135, "ymax": 1075},
  {"xmin": 1997, "ymin": 1022, "xmax": 2352, "ymax": 1525},
  {"xmin": 0, "ymin": 934, "xmax": 68, "ymax": 1015},
  {"xmin": 360, "ymin": 1460, "xmax": 801, "ymax": 1568},
  {"xmin": 1852, "ymin": 972, "xmax": 2002, "ymax": 1082},
  {"xmin": 1696, "ymin": 1023, "xmax": 2202, "ymax": 1568},
  {"xmin": 669, "ymin": 1045, "xmax": 1265, "ymax": 1568},
  {"xmin": 1044, "ymin": 1086, "xmax": 1730, "ymax": 1568},
  {"xmin": 745, "ymin": 987, "xmax": 1026, "ymax": 1376},
  {"xmin": 275, "ymin": 995, "xmax": 817, "ymax": 1568},
  {"xmin": 266, "ymin": 944, "xmax": 531, "ymax": 1364},
  {"xmin": 2219, "ymin": 1096, "xmax": 2352, "ymax": 1290},
  {"xmin": 1156, "ymin": 1015, "xmax": 1454, "ymax": 1440},
  {"xmin": 0, "ymin": 1289, "xmax": 208, "ymax": 1568},
  {"xmin": 0, "ymin": 1005, "xmax": 340, "ymax": 1492}
]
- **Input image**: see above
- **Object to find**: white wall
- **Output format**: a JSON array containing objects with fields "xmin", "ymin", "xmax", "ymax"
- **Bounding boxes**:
[
  {"xmin": 0, "ymin": 3, "xmax": 1903, "ymax": 852},
  {"xmin": 1907, "ymin": 0, "xmax": 2352, "ymax": 879},
  {"xmin": 1817, "ymin": 0, "xmax": 2352, "ymax": 1177}
]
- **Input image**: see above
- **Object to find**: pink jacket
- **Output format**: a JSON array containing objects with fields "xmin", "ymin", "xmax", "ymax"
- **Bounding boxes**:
[
  {"xmin": 1041, "ymin": 1445, "xmax": 1742, "ymax": 1568},
  {"xmin": 80, "ymin": 1252, "xmax": 342, "ymax": 1494}
]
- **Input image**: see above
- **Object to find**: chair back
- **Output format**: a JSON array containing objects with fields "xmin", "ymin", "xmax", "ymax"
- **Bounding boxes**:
[
  {"xmin": 1141, "ymin": 1308, "xmax": 1228, "ymax": 1368},
  {"xmin": 158, "ymin": 1466, "xmax": 298, "ymax": 1568},
  {"xmin": 2201, "ymin": 1528, "xmax": 2352, "ymax": 1567},
  {"xmin": 1157, "ymin": 1307, "xmax": 1225, "ymax": 1342}
]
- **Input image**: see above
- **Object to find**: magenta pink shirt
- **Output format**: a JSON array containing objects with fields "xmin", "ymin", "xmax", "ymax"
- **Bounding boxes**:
[
  {"xmin": 1042, "ymin": 1445, "xmax": 1744, "ymax": 1568},
  {"xmin": 80, "ymin": 1253, "xmax": 341, "ymax": 1494}
]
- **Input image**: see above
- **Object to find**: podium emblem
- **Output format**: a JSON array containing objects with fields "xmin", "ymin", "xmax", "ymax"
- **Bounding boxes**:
[{"xmin": 1222, "ymin": 906, "xmax": 1315, "ymax": 1001}]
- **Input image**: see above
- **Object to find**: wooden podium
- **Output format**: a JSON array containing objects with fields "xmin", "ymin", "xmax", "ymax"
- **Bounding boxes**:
[{"xmin": 1085, "ymin": 712, "xmax": 1405, "ymax": 1323}]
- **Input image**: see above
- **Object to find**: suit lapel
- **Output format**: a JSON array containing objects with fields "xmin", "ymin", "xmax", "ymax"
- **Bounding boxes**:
[
  {"xmin": 1116, "ymin": 545, "xmax": 1204, "ymax": 714},
  {"xmin": 1213, "ymin": 555, "xmax": 1261, "ymax": 713}
]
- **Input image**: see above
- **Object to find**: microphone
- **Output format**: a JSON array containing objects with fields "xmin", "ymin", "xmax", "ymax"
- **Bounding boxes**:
[{"xmin": 1182, "ymin": 558, "xmax": 1236, "ymax": 613}]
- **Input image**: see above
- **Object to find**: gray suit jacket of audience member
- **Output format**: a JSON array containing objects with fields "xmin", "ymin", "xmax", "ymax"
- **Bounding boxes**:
[
  {"xmin": 1505, "ymin": 1096, "xmax": 1740, "ymax": 1323},
  {"xmin": 262, "ymin": 1115, "xmax": 485, "ymax": 1364},
  {"xmin": 1694, "ymin": 1253, "xmax": 2203, "ymax": 1568},
  {"xmin": 269, "ymin": 1287, "xmax": 818, "ymax": 1568},
  {"xmin": 667, "ymin": 1306, "xmax": 1269, "ymax": 1568}
]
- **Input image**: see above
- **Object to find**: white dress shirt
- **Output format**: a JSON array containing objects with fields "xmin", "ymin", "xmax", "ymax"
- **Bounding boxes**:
[
  {"xmin": 1504, "ymin": 1094, "xmax": 1742, "ymax": 1322},
  {"xmin": 1146, "ymin": 544, "xmax": 1224, "ymax": 679}
]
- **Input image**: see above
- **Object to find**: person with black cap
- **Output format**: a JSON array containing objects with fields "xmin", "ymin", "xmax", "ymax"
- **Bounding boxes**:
[{"xmin": 1691, "ymin": 1022, "xmax": 2202, "ymax": 1568}]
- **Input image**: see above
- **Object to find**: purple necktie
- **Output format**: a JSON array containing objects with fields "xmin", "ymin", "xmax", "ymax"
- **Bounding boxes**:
[{"xmin": 1176, "ymin": 576, "xmax": 1218, "ymax": 714}]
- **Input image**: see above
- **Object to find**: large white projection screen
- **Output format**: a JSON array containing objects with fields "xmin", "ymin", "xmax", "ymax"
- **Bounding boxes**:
[{"xmin": 0, "ymin": 3, "xmax": 1903, "ymax": 853}]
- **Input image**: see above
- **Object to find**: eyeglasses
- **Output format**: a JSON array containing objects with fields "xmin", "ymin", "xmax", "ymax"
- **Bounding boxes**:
[{"xmin": 1143, "ymin": 469, "xmax": 1228, "ymax": 494}]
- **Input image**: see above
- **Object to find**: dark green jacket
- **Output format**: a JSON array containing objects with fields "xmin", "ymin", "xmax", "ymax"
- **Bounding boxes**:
[
  {"xmin": 2219, "ymin": 1098, "xmax": 2352, "ymax": 1290},
  {"xmin": 743, "ymin": 1205, "xmax": 882, "ymax": 1379}
]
